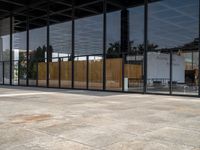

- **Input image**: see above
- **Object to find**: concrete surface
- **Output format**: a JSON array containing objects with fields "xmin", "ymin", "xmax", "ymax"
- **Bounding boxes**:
[{"xmin": 0, "ymin": 85, "xmax": 200, "ymax": 150}]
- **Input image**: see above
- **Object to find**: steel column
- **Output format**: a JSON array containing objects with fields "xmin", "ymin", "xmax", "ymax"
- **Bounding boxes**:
[
  {"xmin": 46, "ymin": 0, "xmax": 50, "ymax": 88},
  {"xmin": 2, "ymin": 61, "xmax": 4, "ymax": 85},
  {"xmin": 170, "ymin": 50, "xmax": 172, "ymax": 94},
  {"xmin": 26, "ymin": 9, "xmax": 29, "ymax": 86},
  {"xmin": 10, "ymin": 14, "xmax": 13, "ymax": 85},
  {"xmin": 71, "ymin": 0, "xmax": 75, "ymax": 89},
  {"xmin": 103, "ymin": 0, "xmax": 107, "ymax": 90},
  {"xmin": 198, "ymin": 0, "xmax": 200, "ymax": 96},
  {"xmin": 143, "ymin": 0, "xmax": 148, "ymax": 93}
]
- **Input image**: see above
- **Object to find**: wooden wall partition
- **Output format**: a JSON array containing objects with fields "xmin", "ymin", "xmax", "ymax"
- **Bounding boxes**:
[
  {"xmin": 89, "ymin": 59, "xmax": 103, "ymax": 89},
  {"xmin": 60, "ymin": 61, "xmax": 72, "ymax": 88},
  {"xmin": 49, "ymin": 62, "xmax": 59, "ymax": 87},
  {"xmin": 38, "ymin": 58, "xmax": 142, "ymax": 89},
  {"xmin": 74, "ymin": 60, "xmax": 87, "ymax": 88},
  {"xmin": 38, "ymin": 62, "xmax": 46, "ymax": 86},
  {"xmin": 106, "ymin": 58, "xmax": 122, "ymax": 90}
]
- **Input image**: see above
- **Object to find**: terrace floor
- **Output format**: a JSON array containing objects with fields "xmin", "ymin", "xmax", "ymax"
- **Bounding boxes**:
[{"xmin": 0, "ymin": 85, "xmax": 200, "ymax": 150}]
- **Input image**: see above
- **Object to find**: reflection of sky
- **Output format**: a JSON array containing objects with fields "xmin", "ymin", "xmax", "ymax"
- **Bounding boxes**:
[
  {"xmin": 148, "ymin": 0, "xmax": 198, "ymax": 49},
  {"xmin": 0, "ymin": 0, "xmax": 199, "ymax": 55}
]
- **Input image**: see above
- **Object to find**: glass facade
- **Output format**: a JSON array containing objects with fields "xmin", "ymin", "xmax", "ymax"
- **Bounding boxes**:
[{"xmin": 0, "ymin": 0, "xmax": 199, "ymax": 97}]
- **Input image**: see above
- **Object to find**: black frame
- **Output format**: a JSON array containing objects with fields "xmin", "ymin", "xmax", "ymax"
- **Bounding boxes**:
[{"xmin": 0, "ymin": 0, "xmax": 199, "ymax": 98}]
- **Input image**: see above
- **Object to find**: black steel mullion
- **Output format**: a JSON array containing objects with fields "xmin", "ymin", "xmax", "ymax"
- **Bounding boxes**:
[
  {"xmin": 18, "ymin": 61, "xmax": 20, "ymax": 85},
  {"xmin": 36, "ymin": 61, "xmax": 38, "ymax": 86},
  {"xmin": 170, "ymin": 49, "xmax": 172, "ymax": 95},
  {"xmin": 143, "ymin": 0, "xmax": 148, "ymax": 94},
  {"xmin": 198, "ymin": 0, "xmax": 200, "ymax": 97},
  {"xmin": 71, "ymin": 0, "xmax": 75, "ymax": 89},
  {"xmin": 59, "ymin": 58, "xmax": 61, "ymax": 88},
  {"xmin": 47, "ymin": 0, "xmax": 50, "ymax": 88},
  {"xmin": 26, "ymin": 9, "xmax": 29, "ymax": 86},
  {"xmin": 10, "ymin": 14, "xmax": 13, "ymax": 85},
  {"xmin": 122, "ymin": 53, "xmax": 125, "ymax": 91},
  {"xmin": 103, "ymin": 0, "xmax": 107, "ymax": 90},
  {"xmin": 86, "ymin": 56, "xmax": 89, "ymax": 89},
  {"xmin": 2, "ymin": 61, "xmax": 4, "ymax": 85}
]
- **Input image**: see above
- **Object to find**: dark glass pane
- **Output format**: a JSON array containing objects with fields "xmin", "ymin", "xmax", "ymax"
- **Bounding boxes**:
[
  {"xmin": 147, "ymin": 0, "xmax": 199, "ymax": 95},
  {"xmin": 126, "ymin": 4, "xmax": 144, "ymax": 92},
  {"xmin": 106, "ymin": 10, "xmax": 122, "ymax": 91}
]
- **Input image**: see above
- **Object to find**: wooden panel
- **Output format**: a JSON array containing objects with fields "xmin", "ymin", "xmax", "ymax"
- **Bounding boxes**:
[
  {"xmin": 89, "ymin": 59, "xmax": 103, "ymax": 89},
  {"xmin": 74, "ymin": 60, "xmax": 87, "ymax": 88},
  {"xmin": 38, "ymin": 58, "xmax": 143, "ymax": 89},
  {"xmin": 124, "ymin": 64, "xmax": 142, "ymax": 79},
  {"xmin": 60, "ymin": 61, "xmax": 72, "ymax": 88},
  {"xmin": 106, "ymin": 58, "xmax": 122, "ymax": 89},
  {"xmin": 38, "ymin": 62, "xmax": 46, "ymax": 86},
  {"xmin": 49, "ymin": 62, "xmax": 59, "ymax": 87}
]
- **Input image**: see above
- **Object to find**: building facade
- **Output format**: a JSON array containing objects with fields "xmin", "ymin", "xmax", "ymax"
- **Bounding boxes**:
[{"xmin": 0, "ymin": 0, "xmax": 199, "ymax": 97}]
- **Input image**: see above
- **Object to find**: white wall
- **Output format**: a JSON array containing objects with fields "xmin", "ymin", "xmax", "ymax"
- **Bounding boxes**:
[{"xmin": 147, "ymin": 52, "xmax": 185, "ymax": 83}]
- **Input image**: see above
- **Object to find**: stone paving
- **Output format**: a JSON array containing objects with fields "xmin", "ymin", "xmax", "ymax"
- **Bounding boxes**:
[{"xmin": 0, "ymin": 86, "xmax": 200, "ymax": 150}]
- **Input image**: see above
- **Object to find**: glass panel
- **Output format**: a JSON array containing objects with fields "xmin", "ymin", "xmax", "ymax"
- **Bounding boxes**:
[
  {"xmin": 12, "ymin": 60, "xmax": 18, "ymax": 85},
  {"xmin": 28, "ymin": 60, "xmax": 37, "ymax": 86},
  {"xmin": 19, "ymin": 60, "xmax": 27, "ymax": 85},
  {"xmin": 74, "ymin": 56, "xmax": 87, "ymax": 89},
  {"xmin": 126, "ymin": 4, "xmax": 144, "ymax": 92},
  {"xmin": 0, "ymin": 18, "xmax": 10, "ymax": 84},
  {"xmin": 49, "ymin": 1, "xmax": 72, "ymax": 88},
  {"xmin": 60, "ymin": 57, "xmax": 72, "ymax": 88},
  {"xmin": 0, "ymin": 18, "xmax": 10, "ymax": 62},
  {"xmin": 49, "ymin": 58, "xmax": 59, "ymax": 88},
  {"xmin": 75, "ymin": 15, "xmax": 103, "ymax": 56},
  {"xmin": 37, "ymin": 58, "xmax": 47, "ymax": 87},
  {"xmin": 0, "ymin": 62, "xmax": 2, "ymax": 84},
  {"xmin": 147, "ymin": 0, "xmax": 199, "ymax": 95},
  {"xmin": 12, "ymin": 15, "xmax": 27, "ymax": 85},
  {"xmin": 75, "ymin": 3, "xmax": 103, "ymax": 89},
  {"xmin": 106, "ymin": 10, "xmax": 121, "ymax": 91},
  {"xmin": 88, "ymin": 55, "xmax": 103, "ymax": 90},
  {"xmin": 4, "ymin": 61, "xmax": 10, "ymax": 84},
  {"xmin": 29, "ymin": 25, "xmax": 47, "ymax": 86}
]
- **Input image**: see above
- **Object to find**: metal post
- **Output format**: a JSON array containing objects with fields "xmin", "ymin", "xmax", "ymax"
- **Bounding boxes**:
[
  {"xmin": 18, "ymin": 61, "xmax": 20, "ymax": 85},
  {"xmin": 26, "ymin": 9, "xmax": 29, "ymax": 86},
  {"xmin": 71, "ymin": 0, "xmax": 75, "ymax": 89},
  {"xmin": 122, "ymin": 53, "xmax": 125, "ymax": 91},
  {"xmin": 103, "ymin": 0, "xmax": 107, "ymax": 90},
  {"xmin": 170, "ymin": 50, "xmax": 172, "ymax": 94},
  {"xmin": 143, "ymin": 0, "xmax": 148, "ymax": 93},
  {"xmin": 86, "ymin": 56, "xmax": 89, "ymax": 89},
  {"xmin": 2, "ymin": 61, "xmax": 4, "ymax": 85},
  {"xmin": 46, "ymin": 1, "xmax": 50, "ymax": 88},
  {"xmin": 36, "ymin": 62, "xmax": 38, "ymax": 86},
  {"xmin": 59, "ymin": 58, "xmax": 61, "ymax": 88},
  {"xmin": 198, "ymin": 0, "xmax": 200, "ymax": 96},
  {"xmin": 10, "ymin": 14, "xmax": 13, "ymax": 85}
]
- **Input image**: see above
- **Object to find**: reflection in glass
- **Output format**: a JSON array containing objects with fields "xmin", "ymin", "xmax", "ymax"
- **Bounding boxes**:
[{"xmin": 29, "ymin": 26, "xmax": 47, "ymax": 86}]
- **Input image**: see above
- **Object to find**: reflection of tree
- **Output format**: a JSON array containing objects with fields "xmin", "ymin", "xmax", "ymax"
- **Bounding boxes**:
[
  {"xmin": 19, "ymin": 52, "xmax": 27, "ymax": 79},
  {"xmin": 28, "ymin": 45, "xmax": 53, "ymax": 79},
  {"xmin": 106, "ymin": 41, "xmax": 158, "ymax": 58},
  {"xmin": 2, "ymin": 49, "xmax": 10, "ymax": 61},
  {"xmin": 107, "ymin": 42, "xmax": 121, "ymax": 58}
]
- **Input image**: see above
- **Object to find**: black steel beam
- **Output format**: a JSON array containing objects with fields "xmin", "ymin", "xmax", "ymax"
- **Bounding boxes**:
[
  {"xmin": 170, "ymin": 49, "xmax": 172, "ymax": 94},
  {"xmin": 9, "ymin": 14, "xmax": 12, "ymax": 85},
  {"xmin": 198, "ymin": 0, "xmax": 200, "ymax": 97},
  {"xmin": 103, "ymin": 0, "xmax": 107, "ymax": 90},
  {"xmin": 2, "ymin": 61, "xmax": 4, "ymax": 85},
  {"xmin": 71, "ymin": 0, "xmax": 75, "ymax": 89},
  {"xmin": 26, "ymin": 9, "xmax": 29, "ymax": 86},
  {"xmin": 143, "ymin": 0, "xmax": 148, "ymax": 93},
  {"xmin": 47, "ymin": 1, "xmax": 50, "ymax": 88}
]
